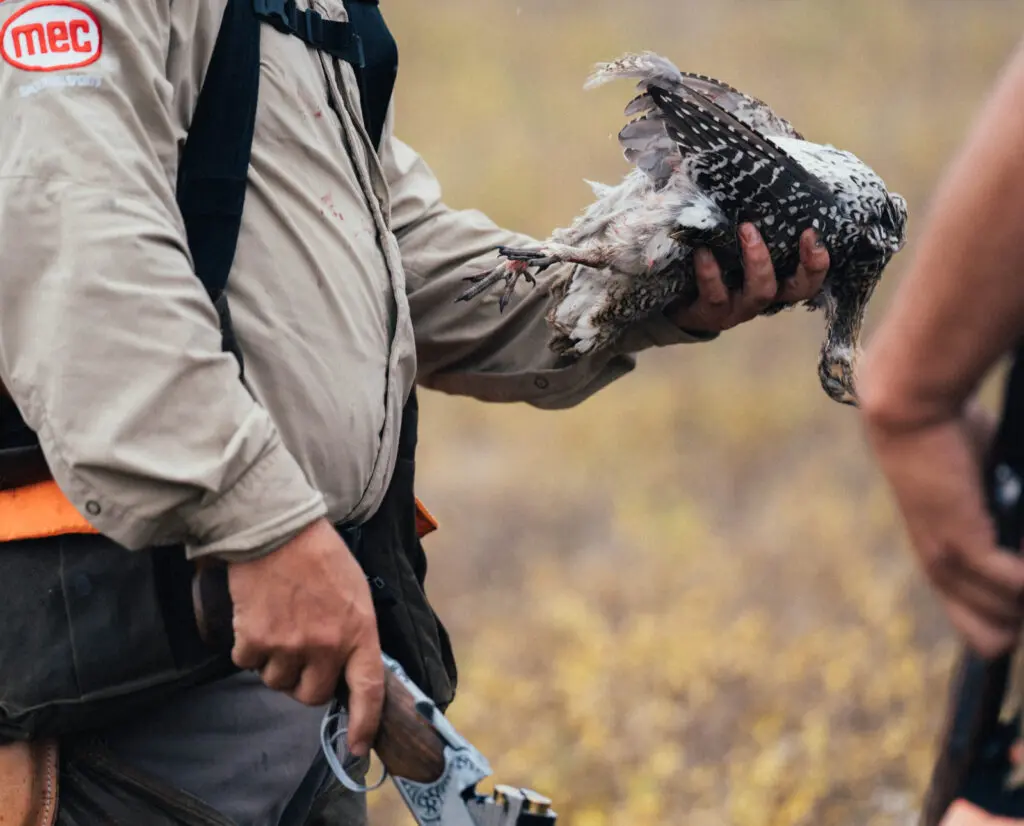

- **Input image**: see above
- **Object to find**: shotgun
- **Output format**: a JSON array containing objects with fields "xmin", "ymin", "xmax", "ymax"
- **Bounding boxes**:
[{"xmin": 191, "ymin": 564, "xmax": 558, "ymax": 826}]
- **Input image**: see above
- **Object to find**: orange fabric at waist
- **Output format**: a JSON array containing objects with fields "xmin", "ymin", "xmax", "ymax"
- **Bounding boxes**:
[
  {"xmin": 0, "ymin": 480, "xmax": 99, "ymax": 542},
  {"xmin": 414, "ymin": 496, "xmax": 439, "ymax": 539},
  {"xmin": 0, "ymin": 480, "xmax": 439, "ymax": 544}
]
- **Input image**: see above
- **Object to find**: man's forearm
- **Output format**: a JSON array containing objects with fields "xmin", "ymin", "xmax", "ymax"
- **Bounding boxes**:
[
  {"xmin": 383, "ymin": 134, "xmax": 710, "ymax": 409},
  {"xmin": 860, "ymin": 40, "xmax": 1024, "ymax": 428},
  {"xmin": 856, "ymin": 36, "xmax": 1024, "ymax": 669}
]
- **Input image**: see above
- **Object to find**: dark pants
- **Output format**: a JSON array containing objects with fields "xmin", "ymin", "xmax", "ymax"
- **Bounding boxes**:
[
  {"xmin": 55, "ymin": 727, "xmax": 369, "ymax": 826},
  {"xmin": 0, "ymin": 531, "xmax": 371, "ymax": 825}
]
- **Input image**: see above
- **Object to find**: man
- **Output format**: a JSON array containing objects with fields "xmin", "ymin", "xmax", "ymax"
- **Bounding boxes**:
[
  {"xmin": 859, "ymin": 36, "xmax": 1024, "ymax": 826},
  {"xmin": 0, "ymin": 1, "xmax": 829, "ymax": 824}
]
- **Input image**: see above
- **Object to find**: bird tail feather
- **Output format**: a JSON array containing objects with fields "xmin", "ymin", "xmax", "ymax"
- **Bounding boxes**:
[{"xmin": 584, "ymin": 51, "xmax": 684, "ymax": 93}]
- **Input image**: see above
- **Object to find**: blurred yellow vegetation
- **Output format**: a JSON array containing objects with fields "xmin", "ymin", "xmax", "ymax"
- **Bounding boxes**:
[{"xmin": 370, "ymin": 2, "xmax": 1024, "ymax": 824}]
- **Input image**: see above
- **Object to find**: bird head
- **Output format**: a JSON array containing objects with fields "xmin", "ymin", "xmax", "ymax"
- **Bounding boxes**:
[
  {"xmin": 818, "ymin": 346, "xmax": 859, "ymax": 407},
  {"xmin": 867, "ymin": 192, "xmax": 909, "ymax": 255}
]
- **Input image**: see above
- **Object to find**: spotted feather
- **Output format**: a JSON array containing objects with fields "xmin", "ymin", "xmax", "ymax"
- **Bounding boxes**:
[
  {"xmin": 648, "ymin": 85, "xmax": 838, "ymax": 281},
  {"xmin": 674, "ymin": 71, "xmax": 804, "ymax": 140}
]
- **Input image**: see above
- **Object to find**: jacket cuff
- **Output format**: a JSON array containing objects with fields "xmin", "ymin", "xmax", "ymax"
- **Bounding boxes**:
[
  {"xmin": 184, "ymin": 438, "xmax": 328, "ymax": 563},
  {"xmin": 615, "ymin": 311, "xmax": 720, "ymax": 353}
]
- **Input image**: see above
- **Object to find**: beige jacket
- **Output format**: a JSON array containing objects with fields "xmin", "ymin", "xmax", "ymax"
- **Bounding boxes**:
[{"xmin": 0, "ymin": 0, "xmax": 704, "ymax": 561}]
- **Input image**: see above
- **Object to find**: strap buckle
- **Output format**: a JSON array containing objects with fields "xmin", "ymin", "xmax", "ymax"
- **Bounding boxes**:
[{"xmin": 252, "ymin": 0, "xmax": 364, "ymax": 66}]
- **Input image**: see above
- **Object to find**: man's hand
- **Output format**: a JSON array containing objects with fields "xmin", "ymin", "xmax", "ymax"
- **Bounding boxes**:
[
  {"xmin": 668, "ymin": 224, "xmax": 829, "ymax": 334},
  {"xmin": 964, "ymin": 400, "xmax": 999, "ymax": 460},
  {"xmin": 226, "ymin": 518, "xmax": 384, "ymax": 757},
  {"xmin": 940, "ymin": 799, "xmax": 1024, "ymax": 826},
  {"xmin": 860, "ymin": 387, "xmax": 1024, "ymax": 659}
]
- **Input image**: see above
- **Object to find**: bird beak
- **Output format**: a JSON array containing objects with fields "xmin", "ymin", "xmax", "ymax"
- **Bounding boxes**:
[{"xmin": 823, "ymin": 376, "xmax": 858, "ymax": 407}]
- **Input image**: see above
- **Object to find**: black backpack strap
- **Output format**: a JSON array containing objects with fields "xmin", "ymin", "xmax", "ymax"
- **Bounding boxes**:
[
  {"xmin": 0, "ymin": 0, "xmax": 262, "ymax": 461},
  {"xmin": 340, "ymin": 0, "xmax": 397, "ymax": 150},
  {"xmin": 175, "ymin": 0, "xmax": 262, "ymax": 370},
  {"xmin": 254, "ymin": 0, "xmax": 364, "ymax": 61},
  {"xmin": 254, "ymin": 0, "xmax": 396, "ymax": 150}
]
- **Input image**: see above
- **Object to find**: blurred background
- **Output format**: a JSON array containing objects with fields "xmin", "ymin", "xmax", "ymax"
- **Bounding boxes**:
[{"xmin": 372, "ymin": 2, "xmax": 1024, "ymax": 824}]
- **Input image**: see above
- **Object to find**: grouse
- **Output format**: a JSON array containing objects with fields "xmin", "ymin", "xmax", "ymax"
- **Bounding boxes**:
[{"xmin": 455, "ymin": 52, "xmax": 909, "ymax": 406}]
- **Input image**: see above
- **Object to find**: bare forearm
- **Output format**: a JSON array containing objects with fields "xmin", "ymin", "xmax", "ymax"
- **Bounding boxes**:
[
  {"xmin": 861, "ymin": 41, "xmax": 1024, "ymax": 428},
  {"xmin": 858, "ymin": 42, "xmax": 1024, "ymax": 660}
]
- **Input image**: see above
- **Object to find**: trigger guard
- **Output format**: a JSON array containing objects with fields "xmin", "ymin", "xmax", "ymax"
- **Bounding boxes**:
[{"xmin": 320, "ymin": 705, "xmax": 389, "ymax": 794}]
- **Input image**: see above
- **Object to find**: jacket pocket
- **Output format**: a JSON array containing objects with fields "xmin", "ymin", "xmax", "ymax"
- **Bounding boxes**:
[{"xmin": 0, "ymin": 534, "xmax": 233, "ymax": 742}]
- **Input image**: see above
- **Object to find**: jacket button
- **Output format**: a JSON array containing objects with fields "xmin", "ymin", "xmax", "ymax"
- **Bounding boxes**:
[
  {"xmin": 534, "ymin": 376, "xmax": 549, "ymax": 390},
  {"xmin": 85, "ymin": 500, "xmax": 101, "ymax": 516}
]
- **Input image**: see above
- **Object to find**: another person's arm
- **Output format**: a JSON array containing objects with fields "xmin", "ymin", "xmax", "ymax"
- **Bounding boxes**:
[{"xmin": 859, "ymin": 39, "xmax": 1024, "ymax": 658}]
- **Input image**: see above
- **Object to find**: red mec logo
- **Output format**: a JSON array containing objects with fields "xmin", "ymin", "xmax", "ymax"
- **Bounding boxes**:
[{"xmin": 1, "ymin": 1, "xmax": 102, "ymax": 72}]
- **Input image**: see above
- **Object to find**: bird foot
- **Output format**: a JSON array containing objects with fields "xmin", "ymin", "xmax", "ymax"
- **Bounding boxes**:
[
  {"xmin": 497, "ymin": 246, "xmax": 562, "ymax": 272},
  {"xmin": 456, "ymin": 246, "xmax": 559, "ymax": 311}
]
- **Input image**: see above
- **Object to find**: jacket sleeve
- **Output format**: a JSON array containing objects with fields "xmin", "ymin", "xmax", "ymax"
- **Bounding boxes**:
[
  {"xmin": 381, "ymin": 128, "xmax": 714, "ymax": 411},
  {"xmin": 0, "ymin": 2, "xmax": 326, "ymax": 559}
]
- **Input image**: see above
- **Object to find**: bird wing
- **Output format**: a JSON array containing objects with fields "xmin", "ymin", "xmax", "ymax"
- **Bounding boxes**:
[
  {"xmin": 648, "ymin": 85, "xmax": 838, "ymax": 281},
  {"xmin": 648, "ymin": 85, "xmax": 835, "ymax": 221},
  {"xmin": 587, "ymin": 53, "xmax": 692, "ymax": 189},
  {"xmin": 589, "ymin": 52, "xmax": 803, "ymax": 188},
  {"xmin": 673, "ymin": 72, "xmax": 804, "ymax": 140},
  {"xmin": 616, "ymin": 113, "xmax": 681, "ymax": 188}
]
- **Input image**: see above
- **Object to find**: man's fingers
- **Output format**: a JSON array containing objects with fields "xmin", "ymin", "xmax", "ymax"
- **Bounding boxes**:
[
  {"xmin": 946, "ymin": 599, "xmax": 1020, "ymax": 660},
  {"xmin": 735, "ymin": 223, "xmax": 777, "ymax": 320},
  {"xmin": 925, "ymin": 536, "xmax": 1024, "ymax": 606},
  {"xmin": 917, "ymin": 538, "xmax": 1024, "ymax": 647},
  {"xmin": 669, "ymin": 247, "xmax": 730, "ymax": 332},
  {"xmin": 672, "ymin": 224, "xmax": 828, "ymax": 330},
  {"xmin": 936, "ymin": 569, "xmax": 1024, "ymax": 629},
  {"xmin": 957, "ymin": 544, "xmax": 1024, "ymax": 606},
  {"xmin": 292, "ymin": 658, "xmax": 343, "ymax": 708},
  {"xmin": 232, "ymin": 636, "xmax": 268, "ymax": 672},
  {"xmin": 798, "ymin": 228, "xmax": 829, "ymax": 292},
  {"xmin": 341, "ymin": 644, "xmax": 386, "ymax": 758},
  {"xmin": 259, "ymin": 652, "xmax": 304, "ymax": 693},
  {"xmin": 776, "ymin": 229, "xmax": 829, "ymax": 304},
  {"xmin": 776, "ymin": 229, "xmax": 830, "ymax": 304},
  {"xmin": 693, "ymin": 247, "xmax": 729, "ymax": 309}
]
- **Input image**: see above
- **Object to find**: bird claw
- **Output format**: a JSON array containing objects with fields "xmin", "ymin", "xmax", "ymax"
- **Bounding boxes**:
[
  {"xmin": 456, "ymin": 259, "xmax": 532, "ymax": 311},
  {"xmin": 498, "ymin": 246, "xmax": 560, "ymax": 274},
  {"xmin": 455, "ymin": 247, "xmax": 556, "ymax": 311}
]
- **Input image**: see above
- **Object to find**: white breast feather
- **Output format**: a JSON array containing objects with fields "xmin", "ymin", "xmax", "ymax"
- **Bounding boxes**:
[
  {"xmin": 551, "ymin": 269, "xmax": 621, "ymax": 354},
  {"xmin": 768, "ymin": 136, "xmax": 885, "ymax": 209}
]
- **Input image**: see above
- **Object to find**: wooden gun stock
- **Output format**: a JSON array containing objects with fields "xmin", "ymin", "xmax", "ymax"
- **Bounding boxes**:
[{"xmin": 191, "ymin": 562, "xmax": 447, "ymax": 785}]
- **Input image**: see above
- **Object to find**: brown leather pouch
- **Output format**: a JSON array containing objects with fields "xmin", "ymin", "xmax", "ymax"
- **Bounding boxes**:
[{"xmin": 0, "ymin": 740, "xmax": 58, "ymax": 826}]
